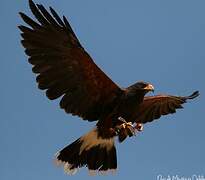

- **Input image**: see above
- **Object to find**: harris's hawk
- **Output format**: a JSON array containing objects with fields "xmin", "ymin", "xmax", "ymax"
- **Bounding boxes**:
[{"xmin": 19, "ymin": 0, "xmax": 199, "ymax": 175}]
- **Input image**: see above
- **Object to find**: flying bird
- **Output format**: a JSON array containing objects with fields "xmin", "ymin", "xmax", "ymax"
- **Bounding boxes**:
[{"xmin": 19, "ymin": 0, "xmax": 199, "ymax": 175}]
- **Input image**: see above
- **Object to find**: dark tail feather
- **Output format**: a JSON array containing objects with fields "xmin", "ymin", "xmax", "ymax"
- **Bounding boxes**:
[{"xmin": 55, "ymin": 128, "xmax": 117, "ymax": 175}]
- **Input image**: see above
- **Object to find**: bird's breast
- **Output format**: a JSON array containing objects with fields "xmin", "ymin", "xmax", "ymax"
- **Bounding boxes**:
[{"xmin": 114, "ymin": 95, "xmax": 142, "ymax": 121}]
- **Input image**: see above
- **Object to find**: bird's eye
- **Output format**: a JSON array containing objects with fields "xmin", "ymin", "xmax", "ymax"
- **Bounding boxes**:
[{"xmin": 141, "ymin": 84, "xmax": 146, "ymax": 88}]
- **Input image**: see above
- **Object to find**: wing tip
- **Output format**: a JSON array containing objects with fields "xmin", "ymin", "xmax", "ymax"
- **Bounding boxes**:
[
  {"xmin": 187, "ymin": 91, "xmax": 200, "ymax": 100},
  {"xmin": 18, "ymin": 25, "xmax": 24, "ymax": 31},
  {"xmin": 19, "ymin": 12, "xmax": 25, "ymax": 18},
  {"xmin": 29, "ymin": 0, "xmax": 34, "ymax": 6}
]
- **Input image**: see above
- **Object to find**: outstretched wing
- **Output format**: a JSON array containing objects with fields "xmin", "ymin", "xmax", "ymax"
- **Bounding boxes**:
[
  {"xmin": 134, "ymin": 91, "xmax": 199, "ymax": 124},
  {"xmin": 19, "ymin": 0, "xmax": 123, "ymax": 121}
]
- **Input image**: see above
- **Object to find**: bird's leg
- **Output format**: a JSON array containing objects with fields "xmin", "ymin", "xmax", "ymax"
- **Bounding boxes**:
[
  {"xmin": 115, "ymin": 118, "xmax": 144, "ymax": 137},
  {"xmin": 117, "ymin": 117, "xmax": 128, "ymax": 124},
  {"xmin": 115, "ymin": 117, "xmax": 136, "ymax": 136}
]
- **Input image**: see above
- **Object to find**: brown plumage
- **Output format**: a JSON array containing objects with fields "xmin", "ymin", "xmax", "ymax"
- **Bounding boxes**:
[
  {"xmin": 134, "ymin": 91, "xmax": 199, "ymax": 124},
  {"xmin": 19, "ymin": 0, "xmax": 199, "ymax": 175}
]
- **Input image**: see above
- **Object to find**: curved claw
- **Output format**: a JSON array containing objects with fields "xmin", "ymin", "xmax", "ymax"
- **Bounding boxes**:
[
  {"xmin": 118, "ymin": 117, "xmax": 127, "ymax": 123},
  {"xmin": 115, "ymin": 121, "xmax": 136, "ymax": 136},
  {"xmin": 116, "ymin": 117, "xmax": 143, "ymax": 141},
  {"xmin": 135, "ymin": 123, "xmax": 143, "ymax": 131},
  {"xmin": 126, "ymin": 125, "xmax": 136, "ymax": 136}
]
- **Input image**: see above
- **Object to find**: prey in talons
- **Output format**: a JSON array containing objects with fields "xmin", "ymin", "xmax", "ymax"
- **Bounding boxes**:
[{"xmin": 115, "ymin": 117, "xmax": 143, "ymax": 142}]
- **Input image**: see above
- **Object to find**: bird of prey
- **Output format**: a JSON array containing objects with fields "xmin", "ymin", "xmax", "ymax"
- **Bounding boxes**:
[{"xmin": 19, "ymin": 0, "xmax": 199, "ymax": 175}]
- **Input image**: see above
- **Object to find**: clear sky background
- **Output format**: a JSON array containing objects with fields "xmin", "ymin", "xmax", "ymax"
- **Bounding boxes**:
[{"xmin": 1, "ymin": 0, "xmax": 205, "ymax": 180}]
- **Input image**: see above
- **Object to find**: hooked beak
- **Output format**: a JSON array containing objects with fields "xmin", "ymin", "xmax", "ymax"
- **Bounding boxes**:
[{"xmin": 144, "ymin": 84, "xmax": 154, "ymax": 92}]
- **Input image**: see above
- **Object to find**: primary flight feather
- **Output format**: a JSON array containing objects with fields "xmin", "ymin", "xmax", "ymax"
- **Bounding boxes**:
[{"xmin": 19, "ymin": 0, "xmax": 199, "ymax": 175}]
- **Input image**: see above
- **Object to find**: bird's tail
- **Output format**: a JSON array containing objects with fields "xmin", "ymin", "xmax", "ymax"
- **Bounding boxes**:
[{"xmin": 55, "ymin": 128, "xmax": 117, "ymax": 175}]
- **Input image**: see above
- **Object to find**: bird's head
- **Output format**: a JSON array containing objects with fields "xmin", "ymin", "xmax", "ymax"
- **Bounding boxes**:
[{"xmin": 127, "ymin": 81, "xmax": 154, "ymax": 95}]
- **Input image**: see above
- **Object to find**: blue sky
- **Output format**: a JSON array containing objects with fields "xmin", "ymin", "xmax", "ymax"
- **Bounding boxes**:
[{"xmin": 1, "ymin": 0, "xmax": 205, "ymax": 179}]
